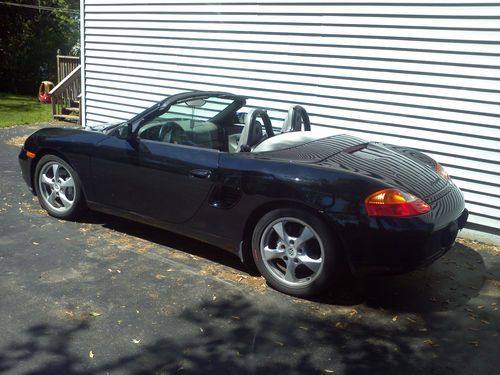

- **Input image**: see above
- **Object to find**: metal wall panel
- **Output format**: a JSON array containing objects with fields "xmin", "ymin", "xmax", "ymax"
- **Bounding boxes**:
[{"xmin": 82, "ymin": 0, "xmax": 500, "ymax": 233}]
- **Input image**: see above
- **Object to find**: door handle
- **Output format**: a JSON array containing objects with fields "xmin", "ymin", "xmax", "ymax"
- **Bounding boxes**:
[{"xmin": 189, "ymin": 169, "xmax": 212, "ymax": 179}]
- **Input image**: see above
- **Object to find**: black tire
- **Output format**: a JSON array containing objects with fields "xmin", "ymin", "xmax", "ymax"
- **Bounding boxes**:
[
  {"xmin": 252, "ymin": 208, "xmax": 337, "ymax": 297},
  {"xmin": 34, "ymin": 154, "xmax": 85, "ymax": 220}
]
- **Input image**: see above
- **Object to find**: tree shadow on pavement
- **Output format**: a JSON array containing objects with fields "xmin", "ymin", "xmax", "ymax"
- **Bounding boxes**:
[{"xmin": 2, "ymin": 290, "xmax": 496, "ymax": 375}]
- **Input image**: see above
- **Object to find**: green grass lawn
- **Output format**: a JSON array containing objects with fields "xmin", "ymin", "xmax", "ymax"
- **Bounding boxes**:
[{"xmin": 0, "ymin": 93, "xmax": 53, "ymax": 128}]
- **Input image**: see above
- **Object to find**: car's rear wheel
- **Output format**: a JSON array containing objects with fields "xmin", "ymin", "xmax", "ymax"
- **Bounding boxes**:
[
  {"xmin": 252, "ymin": 208, "xmax": 336, "ymax": 297},
  {"xmin": 34, "ymin": 155, "xmax": 85, "ymax": 220}
]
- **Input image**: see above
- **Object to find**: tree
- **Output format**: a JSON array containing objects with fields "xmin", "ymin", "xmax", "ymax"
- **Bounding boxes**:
[{"xmin": 0, "ymin": 0, "xmax": 79, "ymax": 94}]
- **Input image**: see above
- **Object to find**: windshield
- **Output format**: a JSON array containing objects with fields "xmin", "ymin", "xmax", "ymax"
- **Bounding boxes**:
[
  {"xmin": 136, "ymin": 95, "xmax": 238, "ymax": 150},
  {"xmin": 158, "ymin": 96, "xmax": 235, "ymax": 128}
]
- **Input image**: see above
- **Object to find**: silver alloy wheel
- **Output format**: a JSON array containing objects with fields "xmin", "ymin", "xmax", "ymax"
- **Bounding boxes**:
[
  {"xmin": 38, "ymin": 161, "xmax": 76, "ymax": 214},
  {"xmin": 259, "ymin": 217, "xmax": 325, "ymax": 287}
]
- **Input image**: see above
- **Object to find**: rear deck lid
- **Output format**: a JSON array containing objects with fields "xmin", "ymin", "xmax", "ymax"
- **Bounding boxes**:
[
  {"xmin": 320, "ymin": 142, "xmax": 448, "ymax": 199},
  {"xmin": 258, "ymin": 133, "xmax": 447, "ymax": 200}
]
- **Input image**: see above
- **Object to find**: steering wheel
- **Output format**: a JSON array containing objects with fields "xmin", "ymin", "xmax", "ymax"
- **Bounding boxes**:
[{"xmin": 159, "ymin": 121, "xmax": 186, "ymax": 144}]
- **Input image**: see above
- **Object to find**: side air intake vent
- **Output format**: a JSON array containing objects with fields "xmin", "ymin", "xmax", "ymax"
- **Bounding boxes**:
[{"xmin": 210, "ymin": 186, "xmax": 242, "ymax": 209}]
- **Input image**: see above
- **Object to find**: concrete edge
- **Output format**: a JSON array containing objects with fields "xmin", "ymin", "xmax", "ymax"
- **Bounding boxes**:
[{"xmin": 459, "ymin": 228, "xmax": 500, "ymax": 246}]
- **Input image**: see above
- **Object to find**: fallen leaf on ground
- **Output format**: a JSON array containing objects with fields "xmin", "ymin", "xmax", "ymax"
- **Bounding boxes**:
[
  {"xmin": 131, "ymin": 339, "xmax": 141, "ymax": 344},
  {"xmin": 89, "ymin": 312, "xmax": 101, "ymax": 317},
  {"xmin": 335, "ymin": 321, "xmax": 348, "ymax": 329},
  {"xmin": 89, "ymin": 351, "xmax": 94, "ymax": 358},
  {"xmin": 392, "ymin": 316, "xmax": 398, "ymax": 322},
  {"xmin": 423, "ymin": 339, "xmax": 439, "ymax": 347}
]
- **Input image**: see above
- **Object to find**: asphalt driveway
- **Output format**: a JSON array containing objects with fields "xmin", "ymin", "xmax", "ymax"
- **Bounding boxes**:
[{"xmin": 0, "ymin": 124, "xmax": 498, "ymax": 375}]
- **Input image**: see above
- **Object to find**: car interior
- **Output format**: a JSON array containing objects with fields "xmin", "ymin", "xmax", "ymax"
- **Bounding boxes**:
[{"xmin": 135, "ymin": 95, "xmax": 311, "ymax": 153}]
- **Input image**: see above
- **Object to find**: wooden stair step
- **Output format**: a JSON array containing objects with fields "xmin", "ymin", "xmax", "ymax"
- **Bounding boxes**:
[
  {"xmin": 64, "ymin": 107, "xmax": 80, "ymax": 112},
  {"xmin": 54, "ymin": 114, "xmax": 80, "ymax": 121}
]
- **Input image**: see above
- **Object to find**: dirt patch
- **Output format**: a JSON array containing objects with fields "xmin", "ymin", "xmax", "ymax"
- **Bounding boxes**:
[
  {"xmin": 18, "ymin": 198, "xmax": 46, "ymax": 216},
  {"xmin": 39, "ymin": 263, "xmax": 96, "ymax": 284},
  {"xmin": 199, "ymin": 264, "xmax": 267, "ymax": 291},
  {"xmin": 86, "ymin": 228, "xmax": 156, "ymax": 255},
  {"xmin": 5, "ymin": 135, "xmax": 28, "ymax": 147},
  {"xmin": 457, "ymin": 238, "xmax": 500, "ymax": 256}
]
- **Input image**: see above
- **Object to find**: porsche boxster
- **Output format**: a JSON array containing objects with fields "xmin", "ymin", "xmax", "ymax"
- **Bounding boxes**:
[{"xmin": 19, "ymin": 91, "xmax": 468, "ymax": 297}]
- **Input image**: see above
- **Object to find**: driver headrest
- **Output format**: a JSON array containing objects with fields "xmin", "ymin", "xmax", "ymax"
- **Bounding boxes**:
[{"xmin": 238, "ymin": 108, "xmax": 269, "ymax": 152}]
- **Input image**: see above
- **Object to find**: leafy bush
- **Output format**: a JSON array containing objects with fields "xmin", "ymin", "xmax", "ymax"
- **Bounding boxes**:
[{"xmin": 0, "ymin": 0, "xmax": 79, "ymax": 95}]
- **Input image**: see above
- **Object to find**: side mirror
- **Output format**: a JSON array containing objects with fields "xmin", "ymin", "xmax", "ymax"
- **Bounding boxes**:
[{"xmin": 126, "ymin": 121, "xmax": 140, "ymax": 146}]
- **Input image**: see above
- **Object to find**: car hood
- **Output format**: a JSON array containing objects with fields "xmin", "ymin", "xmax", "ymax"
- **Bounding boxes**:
[{"xmin": 260, "ymin": 134, "xmax": 448, "ymax": 199}]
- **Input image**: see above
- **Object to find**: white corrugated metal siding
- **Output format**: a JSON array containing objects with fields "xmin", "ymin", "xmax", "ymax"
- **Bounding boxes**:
[{"xmin": 82, "ymin": 0, "xmax": 500, "ymax": 234}]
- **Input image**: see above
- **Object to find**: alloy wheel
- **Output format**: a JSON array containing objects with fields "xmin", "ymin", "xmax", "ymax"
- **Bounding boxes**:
[
  {"xmin": 38, "ymin": 161, "xmax": 76, "ymax": 214},
  {"xmin": 259, "ymin": 217, "xmax": 325, "ymax": 287}
]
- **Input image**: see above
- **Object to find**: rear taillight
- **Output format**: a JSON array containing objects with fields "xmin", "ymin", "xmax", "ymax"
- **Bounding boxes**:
[
  {"xmin": 365, "ymin": 188, "xmax": 431, "ymax": 217},
  {"xmin": 435, "ymin": 163, "xmax": 450, "ymax": 180}
]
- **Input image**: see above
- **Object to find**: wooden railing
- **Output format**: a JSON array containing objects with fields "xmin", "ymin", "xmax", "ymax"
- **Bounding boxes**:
[
  {"xmin": 49, "ymin": 65, "xmax": 81, "ymax": 123},
  {"xmin": 57, "ymin": 55, "xmax": 80, "ymax": 83}
]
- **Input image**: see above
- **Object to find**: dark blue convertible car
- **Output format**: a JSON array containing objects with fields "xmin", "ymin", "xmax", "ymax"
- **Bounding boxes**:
[{"xmin": 19, "ymin": 91, "xmax": 468, "ymax": 297}]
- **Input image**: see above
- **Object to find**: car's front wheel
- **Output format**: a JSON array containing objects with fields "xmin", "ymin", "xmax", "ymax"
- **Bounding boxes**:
[
  {"xmin": 34, "ymin": 155, "xmax": 85, "ymax": 220},
  {"xmin": 252, "ymin": 208, "xmax": 336, "ymax": 297}
]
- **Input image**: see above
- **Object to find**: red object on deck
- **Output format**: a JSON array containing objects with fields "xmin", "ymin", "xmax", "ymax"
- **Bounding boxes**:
[{"xmin": 38, "ymin": 81, "xmax": 54, "ymax": 104}]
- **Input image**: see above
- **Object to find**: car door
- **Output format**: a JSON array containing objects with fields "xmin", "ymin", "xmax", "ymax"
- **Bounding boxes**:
[
  {"xmin": 90, "ymin": 92, "xmax": 242, "ymax": 224},
  {"xmin": 135, "ymin": 139, "xmax": 219, "ymax": 223},
  {"xmin": 90, "ymin": 134, "xmax": 141, "ymax": 212},
  {"xmin": 91, "ymin": 133, "xmax": 219, "ymax": 224}
]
